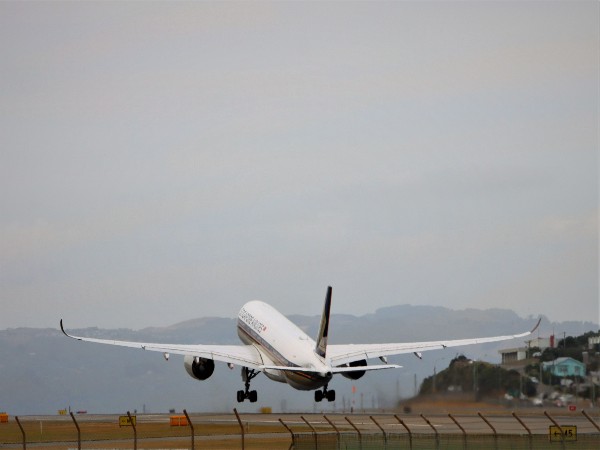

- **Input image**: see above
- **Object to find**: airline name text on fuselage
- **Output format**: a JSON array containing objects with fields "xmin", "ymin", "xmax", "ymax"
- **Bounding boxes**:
[{"xmin": 239, "ymin": 308, "xmax": 267, "ymax": 334}]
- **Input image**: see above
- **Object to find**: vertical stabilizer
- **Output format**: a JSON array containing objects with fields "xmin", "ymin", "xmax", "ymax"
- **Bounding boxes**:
[{"xmin": 315, "ymin": 286, "xmax": 332, "ymax": 358}]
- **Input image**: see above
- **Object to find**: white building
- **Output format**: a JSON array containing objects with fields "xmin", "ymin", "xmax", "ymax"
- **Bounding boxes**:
[
  {"xmin": 499, "ymin": 335, "xmax": 555, "ymax": 364},
  {"xmin": 499, "ymin": 347, "xmax": 528, "ymax": 364},
  {"xmin": 525, "ymin": 336, "xmax": 554, "ymax": 350},
  {"xmin": 588, "ymin": 335, "xmax": 600, "ymax": 350}
]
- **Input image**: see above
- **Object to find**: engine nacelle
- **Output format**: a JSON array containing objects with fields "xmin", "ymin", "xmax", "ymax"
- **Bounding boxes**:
[
  {"xmin": 340, "ymin": 359, "xmax": 367, "ymax": 380},
  {"xmin": 184, "ymin": 355, "xmax": 215, "ymax": 381}
]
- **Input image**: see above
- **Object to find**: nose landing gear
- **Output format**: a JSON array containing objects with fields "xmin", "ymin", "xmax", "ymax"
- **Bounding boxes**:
[
  {"xmin": 237, "ymin": 367, "xmax": 259, "ymax": 403},
  {"xmin": 314, "ymin": 385, "xmax": 335, "ymax": 402}
]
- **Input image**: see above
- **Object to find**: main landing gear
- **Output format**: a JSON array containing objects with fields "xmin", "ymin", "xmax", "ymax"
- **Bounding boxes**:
[
  {"xmin": 315, "ymin": 385, "xmax": 335, "ymax": 402},
  {"xmin": 237, "ymin": 367, "xmax": 259, "ymax": 403}
]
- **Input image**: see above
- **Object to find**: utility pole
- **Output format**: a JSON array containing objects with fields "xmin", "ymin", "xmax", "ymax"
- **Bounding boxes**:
[
  {"xmin": 414, "ymin": 374, "xmax": 417, "ymax": 397},
  {"xmin": 433, "ymin": 357, "xmax": 445, "ymax": 395}
]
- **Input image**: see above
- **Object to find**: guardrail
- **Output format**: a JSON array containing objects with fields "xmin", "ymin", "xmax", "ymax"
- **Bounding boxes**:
[{"xmin": 0, "ymin": 409, "xmax": 598, "ymax": 449}]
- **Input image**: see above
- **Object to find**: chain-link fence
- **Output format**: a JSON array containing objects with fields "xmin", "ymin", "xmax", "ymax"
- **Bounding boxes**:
[
  {"xmin": 284, "ymin": 410, "xmax": 600, "ymax": 450},
  {"xmin": 292, "ymin": 433, "xmax": 600, "ymax": 450},
  {"xmin": 1, "ymin": 409, "xmax": 599, "ymax": 449}
]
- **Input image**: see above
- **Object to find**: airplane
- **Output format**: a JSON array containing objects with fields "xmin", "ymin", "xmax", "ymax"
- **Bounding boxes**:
[{"xmin": 60, "ymin": 286, "xmax": 541, "ymax": 403}]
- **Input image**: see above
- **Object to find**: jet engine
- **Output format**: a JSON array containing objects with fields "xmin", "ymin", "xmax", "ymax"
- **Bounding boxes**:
[
  {"xmin": 340, "ymin": 359, "xmax": 367, "ymax": 380},
  {"xmin": 184, "ymin": 355, "xmax": 215, "ymax": 381}
]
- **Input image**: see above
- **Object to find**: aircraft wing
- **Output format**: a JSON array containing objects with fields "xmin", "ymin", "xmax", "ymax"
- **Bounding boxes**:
[
  {"xmin": 326, "ymin": 317, "xmax": 541, "ymax": 367},
  {"xmin": 60, "ymin": 320, "xmax": 264, "ymax": 369}
]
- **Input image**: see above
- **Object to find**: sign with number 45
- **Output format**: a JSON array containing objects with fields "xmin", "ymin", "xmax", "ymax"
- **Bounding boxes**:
[{"xmin": 549, "ymin": 425, "xmax": 577, "ymax": 442}]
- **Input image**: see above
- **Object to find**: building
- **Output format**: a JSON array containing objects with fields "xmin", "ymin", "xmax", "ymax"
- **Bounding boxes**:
[
  {"xmin": 542, "ymin": 357, "xmax": 586, "ymax": 378},
  {"xmin": 499, "ymin": 347, "xmax": 528, "ymax": 364},
  {"xmin": 588, "ymin": 335, "xmax": 600, "ymax": 350},
  {"xmin": 525, "ymin": 335, "xmax": 554, "ymax": 349},
  {"xmin": 499, "ymin": 335, "xmax": 556, "ymax": 364}
]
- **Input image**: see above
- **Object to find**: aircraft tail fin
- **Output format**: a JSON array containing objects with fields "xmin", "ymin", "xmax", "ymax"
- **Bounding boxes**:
[{"xmin": 315, "ymin": 286, "xmax": 332, "ymax": 358}]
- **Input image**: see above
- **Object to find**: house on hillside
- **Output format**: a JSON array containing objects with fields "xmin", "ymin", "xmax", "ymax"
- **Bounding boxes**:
[
  {"xmin": 499, "ymin": 335, "xmax": 555, "ymax": 364},
  {"xmin": 542, "ymin": 357, "xmax": 586, "ymax": 378},
  {"xmin": 526, "ymin": 335, "xmax": 554, "ymax": 350},
  {"xmin": 499, "ymin": 347, "xmax": 528, "ymax": 364}
]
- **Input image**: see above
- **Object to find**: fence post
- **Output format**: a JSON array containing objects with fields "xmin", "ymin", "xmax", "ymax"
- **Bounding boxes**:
[
  {"xmin": 233, "ymin": 408, "xmax": 245, "ymax": 450},
  {"xmin": 477, "ymin": 412, "xmax": 497, "ymax": 450},
  {"xmin": 279, "ymin": 418, "xmax": 295, "ymax": 447},
  {"xmin": 420, "ymin": 414, "xmax": 439, "ymax": 450},
  {"xmin": 581, "ymin": 409, "xmax": 600, "ymax": 432},
  {"xmin": 301, "ymin": 416, "xmax": 318, "ymax": 448},
  {"xmin": 512, "ymin": 412, "xmax": 532, "ymax": 450},
  {"xmin": 127, "ymin": 411, "xmax": 137, "ymax": 450},
  {"xmin": 14, "ymin": 416, "xmax": 26, "ymax": 450},
  {"xmin": 477, "ymin": 412, "xmax": 497, "ymax": 434},
  {"xmin": 448, "ymin": 414, "xmax": 466, "ymax": 450},
  {"xmin": 345, "ymin": 416, "xmax": 362, "ymax": 448},
  {"xmin": 183, "ymin": 409, "xmax": 194, "ymax": 450},
  {"xmin": 323, "ymin": 415, "xmax": 341, "ymax": 450},
  {"xmin": 394, "ymin": 414, "xmax": 412, "ymax": 450},
  {"xmin": 544, "ymin": 410, "xmax": 565, "ymax": 450},
  {"xmin": 69, "ymin": 412, "xmax": 81, "ymax": 450},
  {"xmin": 370, "ymin": 416, "xmax": 387, "ymax": 445}
]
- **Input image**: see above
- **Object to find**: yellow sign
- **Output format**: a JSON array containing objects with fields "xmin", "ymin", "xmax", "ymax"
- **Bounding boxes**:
[
  {"xmin": 58, "ymin": 409, "xmax": 67, "ymax": 416},
  {"xmin": 119, "ymin": 415, "xmax": 136, "ymax": 427},
  {"xmin": 549, "ymin": 425, "xmax": 577, "ymax": 442}
]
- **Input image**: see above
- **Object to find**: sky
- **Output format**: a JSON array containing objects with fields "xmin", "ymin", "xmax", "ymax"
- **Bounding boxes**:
[{"xmin": 1, "ymin": 1, "xmax": 598, "ymax": 331}]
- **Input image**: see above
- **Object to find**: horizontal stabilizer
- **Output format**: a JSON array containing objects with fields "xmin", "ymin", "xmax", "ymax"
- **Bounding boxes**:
[
  {"xmin": 331, "ymin": 364, "xmax": 401, "ymax": 373},
  {"xmin": 259, "ymin": 364, "xmax": 400, "ymax": 373}
]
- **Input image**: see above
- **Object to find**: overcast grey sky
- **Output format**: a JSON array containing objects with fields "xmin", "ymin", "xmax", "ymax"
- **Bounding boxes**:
[{"xmin": 1, "ymin": 1, "xmax": 598, "ymax": 330}]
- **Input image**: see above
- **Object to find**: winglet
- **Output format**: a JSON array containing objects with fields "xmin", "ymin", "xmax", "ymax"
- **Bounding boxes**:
[
  {"xmin": 60, "ymin": 319, "xmax": 80, "ymax": 340},
  {"xmin": 60, "ymin": 319, "xmax": 68, "ymax": 336},
  {"xmin": 530, "ymin": 316, "xmax": 542, "ymax": 334},
  {"xmin": 315, "ymin": 286, "xmax": 332, "ymax": 358}
]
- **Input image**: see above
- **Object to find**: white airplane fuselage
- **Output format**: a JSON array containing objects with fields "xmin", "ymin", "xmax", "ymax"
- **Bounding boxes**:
[{"xmin": 237, "ymin": 300, "xmax": 332, "ymax": 390}]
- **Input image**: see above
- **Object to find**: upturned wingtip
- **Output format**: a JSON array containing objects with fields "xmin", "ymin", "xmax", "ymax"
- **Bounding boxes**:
[
  {"xmin": 531, "ymin": 316, "xmax": 542, "ymax": 334},
  {"xmin": 60, "ymin": 319, "xmax": 68, "ymax": 337}
]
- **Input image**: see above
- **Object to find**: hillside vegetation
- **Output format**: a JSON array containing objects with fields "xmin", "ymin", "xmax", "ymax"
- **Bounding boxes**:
[{"xmin": 419, "ymin": 330, "xmax": 600, "ymax": 403}]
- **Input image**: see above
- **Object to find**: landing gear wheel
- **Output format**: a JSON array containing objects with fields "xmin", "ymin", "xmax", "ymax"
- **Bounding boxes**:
[
  {"xmin": 315, "ymin": 385, "xmax": 335, "ymax": 402},
  {"xmin": 237, "ymin": 390, "xmax": 245, "ymax": 403},
  {"xmin": 237, "ymin": 367, "xmax": 260, "ymax": 403},
  {"xmin": 249, "ymin": 390, "xmax": 258, "ymax": 403},
  {"xmin": 314, "ymin": 390, "xmax": 323, "ymax": 402},
  {"xmin": 326, "ymin": 390, "xmax": 336, "ymax": 402}
]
